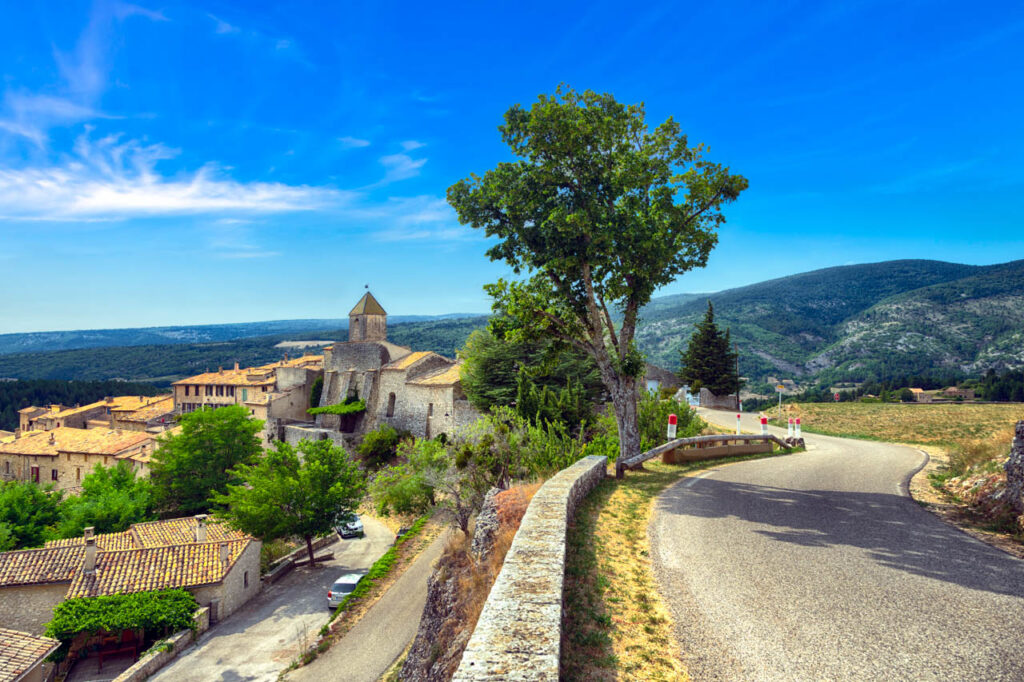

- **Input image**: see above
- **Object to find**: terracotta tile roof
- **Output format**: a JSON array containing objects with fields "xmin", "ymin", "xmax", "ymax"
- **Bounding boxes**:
[
  {"xmin": 0, "ymin": 428, "xmax": 151, "ymax": 457},
  {"xmin": 45, "ymin": 531, "xmax": 137, "ymax": 552},
  {"xmin": 0, "ymin": 546, "xmax": 84, "ymax": 587},
  {"xmin": 130, "ymin": 517, "xmax": 248, "ymax": 547},
  {"xmin": 0, "ymin": 628, "xmax": 61, "ymax": 682},
  {"xmin": 17, "ymin": 407, "xmax": 47, "ymax": 415},
  {"xmin": 383, "ymin": 351, "xmax": 431, "ymax": 371},
  {"xmin": 65, "ymin": 540, "xmax": 250, "ymax": 598},
  {"xmin": 113, "ymin": 396, "xmax": 175, "ymax": 422},
  {"xmin": 407, "ymin": 363, "xmax": 463, "ymax": 386},
  {"xmin": 172, "ymin": 367, "xmax": 276, "ymax": 387}
]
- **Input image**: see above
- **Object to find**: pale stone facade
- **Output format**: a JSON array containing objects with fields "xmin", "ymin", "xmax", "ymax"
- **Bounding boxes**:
[
  {"xmin": 0, "ymin": 427, "xmax": 155, "ymax": 492},
  {"xmin": 172, "ymin": 356, "xmax": 323, "ymax": 445},
  {"xmin": 286, "ymin": 292, "xmax": 479, "ymax": 446}
]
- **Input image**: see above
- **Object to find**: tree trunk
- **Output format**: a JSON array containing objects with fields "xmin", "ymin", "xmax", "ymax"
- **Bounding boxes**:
[
  {"xmin": 610, "ymin": 376, "xmax": 641, "ymax": 478},
  {"xmin": 304, "ymin": 534, "xmax": 316, "ymax": 568}
]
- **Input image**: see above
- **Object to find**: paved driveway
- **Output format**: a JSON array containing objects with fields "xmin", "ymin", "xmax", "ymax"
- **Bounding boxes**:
[
  {"xmin": 151, "ymin": 518, "xmax": 393, "ymax": 682},
  {"xmin": 650, "ymin": 409, "xmax": 1024, "ymax": 680}
]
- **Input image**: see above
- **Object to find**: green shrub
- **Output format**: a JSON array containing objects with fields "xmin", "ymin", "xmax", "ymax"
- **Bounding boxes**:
[
  {"xmin": 358, "ymin": 425, "xmax": 402, "ymax": 468},
  {"xmin": 308, "ymin": 399, "xmax": 367, "ymax": 416}
]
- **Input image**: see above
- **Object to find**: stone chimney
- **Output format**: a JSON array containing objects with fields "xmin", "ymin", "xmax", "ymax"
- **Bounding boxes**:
[
  {"xmin": 48, "ymin": 432, "xmax": 56, "ymax": 445},
  {"xmin": 83, "ymin": 528, "xmax": 97, "ymax": 573},
  {"xmin": 234, "ymin": 361, "xmax": 240, "ymax": 371},
  {"xmin": 194, "ymin": 514, "xmax": 208, "ymax": 543},
  {"xmin": 106, "ymin": 396, "xmax": 114, "ymax": 404},
  {"xmin": 218, "ymin": 366, "xmax": 223, "ymax": 374},
  {"xmin": 220, "ymin": 542, "xmax": 230, "ymax": 570}
]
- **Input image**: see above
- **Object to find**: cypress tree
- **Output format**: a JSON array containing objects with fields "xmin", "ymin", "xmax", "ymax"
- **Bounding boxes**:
[{"xmin": 678, "ymin": 301, "xmax": 742, "ymax": 396}]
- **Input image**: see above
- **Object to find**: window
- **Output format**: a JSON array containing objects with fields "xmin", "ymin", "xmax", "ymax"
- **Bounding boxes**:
[
  {"xmin": 206, "ymin": 385, "xmax": 213, "ymax": 396},
  {"xmin": 242, "ymin": 389, "xmax": 248, "ymax": 402},
  {"xmin": 428, "ymin": 403, "xmax": 434, "ymax": 417},
  {"xmin": 244, "ymin": 571, "xmax": 249, "ymax": 588},
  {"xmin": 228, "ymin": 387, "xmax": 235, "ymax": 397},
  {"xmin": 30, "ymin": 466, "xmax": 39, "ymax": 483},
  {"xmin": 386, "ymin": 393, "xmax": 396, "ymax": 418},
  {"xmin": 4, "ymin": 461, "xmax": 9, "ymax": 475},
  {"xmin": 76, "ymin": 468, "xmax": 80, "ymax": 481},
  {"xmin": 184, "ymin": 385, "xmax": 190, "ymax": 396},
  {"xmin": 51, "ymin": 469, "xmax": 58, "ymax": 481}
]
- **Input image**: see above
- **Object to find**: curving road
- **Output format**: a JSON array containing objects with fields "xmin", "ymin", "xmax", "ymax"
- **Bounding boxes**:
[
  {"xmin": 152, "ymin": 518, "xmax": 394, "ymax": 682},
  {"xmin": 650, "ymin": 408, "xmax": 1024, "ymax": 681}
]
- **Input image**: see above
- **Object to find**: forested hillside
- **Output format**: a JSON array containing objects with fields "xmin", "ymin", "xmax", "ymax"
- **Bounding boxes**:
[
  {"xmin": 0, "ymin": 317, "xmax": 488, "ymax": 383},
  {"xmin": 635, "ymin": 259, "xmax": 1024, "ymax": 385}
]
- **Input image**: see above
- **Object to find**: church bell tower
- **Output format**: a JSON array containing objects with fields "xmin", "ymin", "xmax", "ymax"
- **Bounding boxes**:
[{"xmin": 349, "ymin": 291, "xmax": 387, "ymax": 342}]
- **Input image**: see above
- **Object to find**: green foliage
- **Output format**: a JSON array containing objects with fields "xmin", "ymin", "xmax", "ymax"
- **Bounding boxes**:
[
  {"xmin": 678, "ymin": 301, "xmax": 741, "ymax": 397},
  {"xmin": 309, "ymin": 375, "xmax": 324, "ymax": 408},
  {"xmin": 214, "ymin": 439, "xmax": 366, "ymax": 567},
  {"xmin": 307, "ymin": 399, "xmax": 366, "ymax": 416},
  {"xmin": 0, "ymin": 480, "xmax": 63, "ymax": 549},
  {"xmin": 370, "ymin": 439, "xmax": 446, "ymax": 517},
  {"xmin": 45, "ymin": 589, "xmax": 198, "ymax": 644},
  {"xmin": 978, "ymin": 369, "xmax": 1024, "ymax": 402},
  {"xmin": 459, "ymin": 327, "xmax": 602, "ymax": 431},
  {"xmin": 0, "ymin": 522, "xmax": 13, "ymax": 551},
  {"xmin": 357, "ymin": 425, "xmax": 403, "ymax": 468},
  {"xmin": 327, "ymin": 515, "xmax": 428, "ymax": 623},
  {"xmin": 0, "ymin": 379, "xmax": 164, "ymax": 431},
  {"xmin": 57, "ymin": 462, "xmax": 155, "ymax": 538},
  {"xmin": 899, "ymin": 388, "xmax": 915, "ymax": 402},
  {"xmin": 149, "ymin": 405, "xmax": 263, "ymax": 515},
  {"xmin": 583, "ymin": 393, "xmax": 704, "ymax": 460},
  {"xmin": 447, "ymin": 85, "xmax": 746, "ymax": 463}
]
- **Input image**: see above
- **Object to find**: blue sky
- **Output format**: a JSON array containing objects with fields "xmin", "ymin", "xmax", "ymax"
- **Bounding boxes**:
[{"xmin": 1, "ymin": 1, "xmax": 1022, "ymax": 333}]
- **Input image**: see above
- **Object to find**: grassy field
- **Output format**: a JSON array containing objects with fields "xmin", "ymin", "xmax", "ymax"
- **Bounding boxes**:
[
  {"xmin": 561, "ymin": 447, "xmax": 797, "ymax": 681},
  {"xmin": 772, "ymin": 402, "xmax": 1024, "ymax": 447}
]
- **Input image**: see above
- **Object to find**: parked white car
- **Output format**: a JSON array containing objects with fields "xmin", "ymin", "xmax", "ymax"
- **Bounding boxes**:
[
  {"xmin": 336, "ymin": 514, "xmax": 364, "ymax": 538},
  {"xmin": 327, "ymin": 573, "xmax": 362, "ymax": 609}
]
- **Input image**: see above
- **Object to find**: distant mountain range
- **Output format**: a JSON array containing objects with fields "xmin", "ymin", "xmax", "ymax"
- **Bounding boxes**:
[
  {"xmin": 635, "ymin": 259, "xmax": 1024, "ymax": 386},
  {"xmin": 3, "ymin": 259, "xmax": 1021, "ymax": 388},
  {"xmin": 0, "ymin": 314, "xmax": 482, "ymax": 356}
]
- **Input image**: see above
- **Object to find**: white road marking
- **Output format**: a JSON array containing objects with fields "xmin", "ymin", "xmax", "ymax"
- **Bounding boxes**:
[{"xmin": 683, "ymin": 470, "xmax": 716, "ymax": 487}]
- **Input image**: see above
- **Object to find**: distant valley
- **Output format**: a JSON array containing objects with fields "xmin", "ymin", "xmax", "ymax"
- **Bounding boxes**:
[{"xmin": 2, "ymin": 259, "xmax": 1022, "ymax": 387}]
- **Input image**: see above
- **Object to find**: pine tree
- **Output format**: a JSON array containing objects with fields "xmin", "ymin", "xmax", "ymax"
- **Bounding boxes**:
[{"xmin": 678, "ymin": 301, "xmax": 742, "ymax": 396}]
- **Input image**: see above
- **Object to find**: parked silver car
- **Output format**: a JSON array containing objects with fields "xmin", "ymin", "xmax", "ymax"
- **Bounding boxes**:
[
  {"xmin": 336, "ymin": 513, "xmax": 364, "ymax": 538},
  {"xmin": 327, "ymin": 573, "xmax": 362, "ymax": 609}
]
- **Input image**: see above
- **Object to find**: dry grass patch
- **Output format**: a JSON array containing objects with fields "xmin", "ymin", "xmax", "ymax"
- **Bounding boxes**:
[
  {"xmin": 562, "ymin": 450, "xmax": 792, "ymax": 681},
  {"xmin": 776, "ymin": 402, "xmax": 1024, "ymax": 447}
]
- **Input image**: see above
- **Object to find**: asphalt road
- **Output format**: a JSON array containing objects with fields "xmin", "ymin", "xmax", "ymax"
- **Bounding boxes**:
[
  {"xmin": 151, "ymin": 517, "xmax": 394, "ymax": 682},
  {"xmin": 649, "ymin": 408, "xmax": 1024, "ymax": 681},
  {"xmin": 287, "ymin": 531, "xmax": 446, "ymax": 682}
]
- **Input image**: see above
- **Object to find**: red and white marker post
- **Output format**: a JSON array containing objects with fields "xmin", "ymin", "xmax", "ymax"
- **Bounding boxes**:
[
  {"xmin": 795, "ymin": 417, "xmax": 801, "ymax": 438},
  {"xmin": 736, "ymin": 413, "xmax": 742, "ymax": 435},
  {"xmin": 667, "ymin": 413, "xmax": 678, "ymax": 440},
  {"xmin": 787, "ymin": 418, "xmax": 794, "ymax": 438},
  {"xmin": 760, "ymin": 416, "xmax": 768, "ymax": 436}
]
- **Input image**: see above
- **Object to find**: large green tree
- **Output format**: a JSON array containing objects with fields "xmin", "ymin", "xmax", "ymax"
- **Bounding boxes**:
[
  {"xmin": 150, "ymin": 405, "xmax": 263, "ymax": 515},
  {"xmin": 459, "ymin": 327, "xmax": 602, "ymax": 431},
  {"xmin": 678, "ymin": 301, "xmax": 741, "ymax": 398},
  {"xmin": 447, "ymin": 86, "xmax": 747, "ymax": 470},
  {"xmin": 57, "ymin": 461, "xmax": 155, "ymax": 538},
  {"xmin": 0, "ymin": 480, "xmax": 63, "ymax": 549},
  {"xmin": 214, "ymin": 439, "xmax": 366, "ymax": 567}
]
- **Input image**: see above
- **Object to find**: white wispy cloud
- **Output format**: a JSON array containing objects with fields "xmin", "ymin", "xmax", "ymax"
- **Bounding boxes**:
[
  {"xmin": 339, "ymin": 136, "xmax": 371, "ymax": 149},
  {"xmin": 0, "ymin": 1, "xmax": 163, "ymax": 147},
  {"xmin": 378, "ymin": 153, "xmax": 426, "ymax": 184},
  {"xmin": 208, "ymin": 13, "xmax": 240, "ymax": 34},
  {"xmin": 400, "ymin": 140, "xmax": 425, "ymax": 151},
  {"xmin": 0, "ymin": 131, "xmax": 347, "ymax": 220},
  {"xmin": 352, "ymin": 196, "xmax": 471, "ymax": 242}
]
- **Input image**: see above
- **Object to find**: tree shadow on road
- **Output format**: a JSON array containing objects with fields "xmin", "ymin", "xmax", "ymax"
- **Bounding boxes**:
[{"xmin": 656, "ymin": 477, "xmax": 1024, "ymax": 598}]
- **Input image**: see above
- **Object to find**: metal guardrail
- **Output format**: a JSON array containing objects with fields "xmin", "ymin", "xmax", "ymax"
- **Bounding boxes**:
[{"xmin": 616, "ymin": 433, "xmax": 802, "ymax": 477}]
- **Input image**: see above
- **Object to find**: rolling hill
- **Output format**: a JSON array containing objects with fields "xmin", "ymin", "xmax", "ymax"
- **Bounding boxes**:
[{"xmin": 635, "ymin": 259, "xmax": 1024, "ymax": 386}]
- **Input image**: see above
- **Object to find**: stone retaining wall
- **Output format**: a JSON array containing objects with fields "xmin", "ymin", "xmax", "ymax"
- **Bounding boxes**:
[
  {"xmin": 111, "ymin": 607, "xmax": 210, "ymax": 682},
  {"xmin": 453, "ymin": 455, "xmax": 607, "ymax": 681}
]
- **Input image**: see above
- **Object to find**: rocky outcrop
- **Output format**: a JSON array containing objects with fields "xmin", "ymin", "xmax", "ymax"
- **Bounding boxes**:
[{"xmin": 1005, "ymin": 420, "xmax": 1024, "ymax": 516}]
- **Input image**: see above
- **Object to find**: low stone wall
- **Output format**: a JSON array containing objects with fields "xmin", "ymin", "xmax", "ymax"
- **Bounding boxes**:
[
  {"xmin": 452, "ymin": 455, "xmax": 607, "ymax": 681},
  {"xmin": 263, "ymin": 533, "xmax": 337, "ymax": 585},
  {"xmin": 111, "ymin": 607, "xmax": 210, "ymax": 682}
]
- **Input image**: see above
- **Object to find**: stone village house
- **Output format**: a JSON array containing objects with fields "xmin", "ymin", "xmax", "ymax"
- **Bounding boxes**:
[
  {"xmin": 0, "ymin": 427, "xmax": 155, "ymax": 493},
  {"xmin": 0, "ymin": 516, "xmax": 260, "ymax": 635}
]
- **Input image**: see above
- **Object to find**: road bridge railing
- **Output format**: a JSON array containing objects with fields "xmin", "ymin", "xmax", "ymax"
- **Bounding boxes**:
[{"xmin": 616, "ymin": 433, "xmax": 803, "ymax": 478}]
